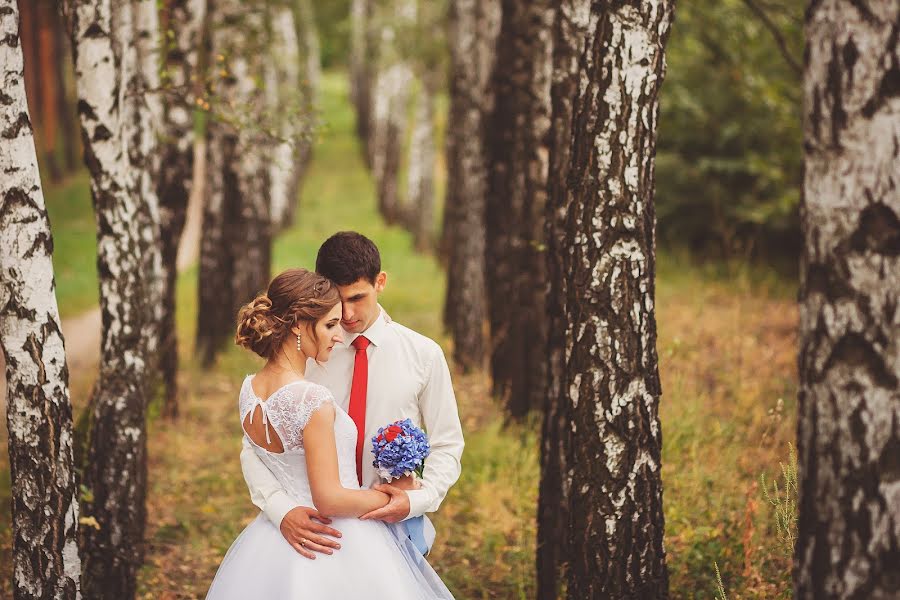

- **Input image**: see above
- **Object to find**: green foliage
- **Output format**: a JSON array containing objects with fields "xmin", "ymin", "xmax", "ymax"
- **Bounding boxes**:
[
  {"xmin": 313, "ymin": 0, "xmax": 352, "ymax": 67},
  {"xmin": 657, "ymin": 0, "xmax": 803, "ymax": 263}
]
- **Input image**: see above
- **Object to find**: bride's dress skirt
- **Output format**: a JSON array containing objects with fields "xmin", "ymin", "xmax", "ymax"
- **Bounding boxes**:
[{"xmin": 205, "ymin": 513, "xmax": 454, "ymax": 599}]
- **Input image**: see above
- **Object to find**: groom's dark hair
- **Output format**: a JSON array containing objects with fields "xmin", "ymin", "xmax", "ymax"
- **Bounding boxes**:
[{"xmin": 316, "ymin": 231, "xmax": 382, "ymax": 285}]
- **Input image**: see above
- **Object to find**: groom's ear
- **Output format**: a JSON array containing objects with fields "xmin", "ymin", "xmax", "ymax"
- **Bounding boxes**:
[{"xmin": 374, "ymin": 271, "xmax": 387, "ymax": 293}]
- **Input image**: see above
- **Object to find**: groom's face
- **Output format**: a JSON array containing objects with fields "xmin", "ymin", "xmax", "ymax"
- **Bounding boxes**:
[{"xmin": 337, "ymin": 272, "xmax": 386, "ymax": 334}]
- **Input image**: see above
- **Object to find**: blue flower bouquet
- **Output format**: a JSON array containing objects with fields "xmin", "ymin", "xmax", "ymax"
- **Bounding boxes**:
[{"xmin": 371, "ymin": 418, "xmax": 430, "ymax": 482}]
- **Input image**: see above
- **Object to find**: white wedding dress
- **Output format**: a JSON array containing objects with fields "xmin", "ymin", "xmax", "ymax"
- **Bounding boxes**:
[{"xmin": 205, "ymin": 376, "xmax": 454, "ymax": 599}]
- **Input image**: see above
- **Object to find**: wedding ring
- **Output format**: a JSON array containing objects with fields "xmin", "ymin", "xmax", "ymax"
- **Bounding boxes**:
[{"xmin": 300, "ymin": 538, "xmax": 307, "ymax": 547}]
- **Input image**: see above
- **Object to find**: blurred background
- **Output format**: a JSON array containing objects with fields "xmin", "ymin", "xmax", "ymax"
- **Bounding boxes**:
[{"xmin": 2, "ymin": 0, "xmax": 803, "ymax": 597}]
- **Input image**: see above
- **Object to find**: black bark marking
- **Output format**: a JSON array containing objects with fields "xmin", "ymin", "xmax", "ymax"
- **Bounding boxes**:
[
  {"xmin": 849, "ymin": 202, "xmax": 900, "ymax": 256},
  {"xmin": 91, "ymin": 124, "xmax": 112, "ymax": 142},
  {"xmin": 2, "ymin": 111, "xmax": 32, "ymax": 139},
  {"xmin": 0, "ymin": 33, "xmax": 18, "ymax": 48},
  {"xmin": 83, "ymin": 22, "xmax": 106, "ymax": 39},
  {"xmin": 825, "ymin": 42, "xmax": 847, "ymax": 148},
  {"xmin": 822, "ymin": 332, "xmax": 899, "ymax": 389}
]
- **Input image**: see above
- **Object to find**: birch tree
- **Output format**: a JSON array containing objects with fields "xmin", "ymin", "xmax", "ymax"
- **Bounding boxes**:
[
  {"xmin": 350, "ymin": 0, "xmax": 373, "ymax": 153},
  {"xmin": 537, "ymin": 2, "xmax": 591, "ymax": 596},
  {"xmin": 552, "ymin": 1, "xmax": 674, "ymax": 596},
  {"xmin": 0, "ymin": 2, "xmax": 82, "ymax": 596},
  {"xmin": 406, "ymin": 73, "xmax": 437, "ymax": 251},
  {"xmin": 280, "ymin": 0, "xmax": 321, "ymax": 228},
  {"xmin": 795, "ymin": 3, "xmax": 900, "ymax": 597},
  {"xmin": 442, "ymin": 0, "xmax": 500, "ymax": 371},
  {"xmin": 197, "ymin": 0, "xmax": 272, "ymax": 366},
  {"xmin": 369, "ymin": 0, "xmax": 415, "ymax": 224},
  {"xmin": 485, "ymin": 0, "xmax": 555, "ymax": 417},
  {"xmin": 158, "ymin": 0, "xmax": 206, "ymax": 418},
  {"xmin": 66, "ymin": 0, "xmax": 163, "ymax": 595}
]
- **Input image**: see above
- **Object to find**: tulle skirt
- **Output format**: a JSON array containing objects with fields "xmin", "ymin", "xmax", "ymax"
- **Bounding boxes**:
[{"xmin": 205, "ymin": 513, "xmax": 454, "ymax": 599}]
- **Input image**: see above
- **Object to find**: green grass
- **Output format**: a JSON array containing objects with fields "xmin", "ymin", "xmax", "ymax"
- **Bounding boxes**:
[{"xmin": 2, "ymin": 70, "xmax": 799, "ymax": 599}]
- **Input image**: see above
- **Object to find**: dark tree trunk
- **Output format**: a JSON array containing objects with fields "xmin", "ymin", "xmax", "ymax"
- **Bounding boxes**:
[
  {"xmin": 67, "ymin": 0, "xmax": 164, "ymax": 596},
  {"xmin": 0, "ymin": 2, "xmax": 83, "ymax": 595},
  {"xmin": 196, "ymin": 136, "xmax": 234, "ymax": 367},
  {"xmin": 197, "ymin": 0, "xmax": 271, "ymax": 367},
  {"xmin": 36, "ymin": 0, "xmax": 62, "ymax": 181},
  {"xmin": 558, "ymin": 2, "xmax": 673, "ymax": 597},
  {"xmin": 537, "ymin": 2, "xmax": 591, "ymax": 596},
  {"xmin": 485, "ymin": 0, "xmax": 554, "ymax": 417},
  {"xmin": 442, "ymin": 0, "xmax": 500, "ymax": 372},
  {"xmin": 794, "ymin": 4, "xmax": 900, "ymax": 598},
  {"xmin": 157, "ymin": 0, "xmax": 206, "ymax": 418}
]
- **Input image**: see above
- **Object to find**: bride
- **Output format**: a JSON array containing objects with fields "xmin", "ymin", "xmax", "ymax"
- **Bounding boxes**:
[{"xmin": 205, "ymin": 268, "xmax": 453, "ymax": 599}]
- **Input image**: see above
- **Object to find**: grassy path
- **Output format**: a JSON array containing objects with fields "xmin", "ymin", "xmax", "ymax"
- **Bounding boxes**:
[{"xmin": 1, "ymin": 72, "xmax": 799, "ymax": 599}]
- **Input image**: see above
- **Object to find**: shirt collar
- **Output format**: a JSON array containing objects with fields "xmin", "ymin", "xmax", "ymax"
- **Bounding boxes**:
[{"xmin": 346, "ymin": 310, "xmax": 388, "ymax": 348}]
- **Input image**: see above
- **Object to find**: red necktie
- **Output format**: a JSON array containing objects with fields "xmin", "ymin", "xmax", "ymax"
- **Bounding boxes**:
[{"xmin": 348, "ymin": 335, "xmax": 371, "ymax": 485}]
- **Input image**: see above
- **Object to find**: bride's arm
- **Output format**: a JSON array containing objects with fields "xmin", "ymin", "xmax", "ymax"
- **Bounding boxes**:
[{"xmin": 305, "ymin": 402, "xmax": 390, "ymax": 517}]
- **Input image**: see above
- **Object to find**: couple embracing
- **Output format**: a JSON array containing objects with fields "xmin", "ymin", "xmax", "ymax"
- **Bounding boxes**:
[{"xmin": 205, "ymin": 232, "xmax": 462, "ymax": 599}]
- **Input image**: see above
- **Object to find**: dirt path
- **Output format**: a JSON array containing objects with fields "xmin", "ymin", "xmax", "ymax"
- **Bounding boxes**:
[{"xmin": 0, "ymin": 140, "xmax": 206, "ymax": 412}]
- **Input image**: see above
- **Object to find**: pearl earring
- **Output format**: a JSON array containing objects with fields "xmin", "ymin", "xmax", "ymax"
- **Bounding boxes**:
[{"xmin": 296, "ymin": 333, "xmax": 302, "ymax": 351}]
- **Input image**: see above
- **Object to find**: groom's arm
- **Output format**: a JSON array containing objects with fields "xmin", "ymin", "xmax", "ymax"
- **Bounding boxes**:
[
  {"xmin": 241, "ymin": 436, "xmax": 300, "ymax": 526},
  {"xmin": 404, "ymin": 344, "xmax": 465, "ymax": 519}
]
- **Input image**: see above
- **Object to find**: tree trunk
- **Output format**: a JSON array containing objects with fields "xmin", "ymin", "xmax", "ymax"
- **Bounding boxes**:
[
  {"xmin": 157, "ymin": 0, "xmax": 206, "ymax": 418},
  {"xmin": 559, "ymin": 2, "xmax": 673, "ymax": 597},
  {"xmin": 196, "ymin": 135, "xmax": 233, "ymax": 367},
  {"xmin": 794, "ymin": 4, "xmax": 900, "ymax": 598},
  {"xmin": 197, "ymin": 0, "xmax": 271, "ymax": 367},
  {"xmin": 406, "ymin": 73, "xmax": 437, "ymax": 252},
  {"xmin": 485, "ymin": 0, "xmax": 554, "ymax": 418},
  {"xmin": 442, "ymin": 0, "xmax": 500, "ymax": 372},
  {"xmin": 67, "ymin": 0, "xmax": 163, "ymax": 596},
  {"xmin": 0, "ymin": 3, "xmax": 83, "ymax": 596},
  {"xmin": 280, "ymin": 0, "xmax": 320, "ymax": 229},
  {"xmin": 537, "ymin": 2, "xmax": 591, "ymax": 596},
  {"xmin": 266, "ymin": 2, "xmax": 302, "ymax": 232},
  {"xmin": 350, "ymin": 0, "xmax": 373, "ymax": 155},
  {"xmin": 36, "ymin": 0, "xmax": 62, "ymax": 181},
  {"xmin": 55, "ymin": 17, "xmax": 80, "ymax": 175},
  {"xmin": 370, "ymin": 59, "xmax": 412, "ymax": 224}
]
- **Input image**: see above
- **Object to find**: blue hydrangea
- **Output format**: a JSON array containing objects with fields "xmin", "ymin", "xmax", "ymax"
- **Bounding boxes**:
[{"xmin": 371, "ymin": 418, "xmax": 431, "ymax": 480}]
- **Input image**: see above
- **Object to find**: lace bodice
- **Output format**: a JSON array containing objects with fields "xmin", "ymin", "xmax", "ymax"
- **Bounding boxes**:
[{"xmin": 239, "ymin": 376, "xmax": 361, "ymax": 506}]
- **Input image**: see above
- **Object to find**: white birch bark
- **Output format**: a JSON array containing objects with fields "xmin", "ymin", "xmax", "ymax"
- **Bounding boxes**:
[
  {"xmin": 66, "ymin": 0, "xmax": 163, "ymax": 595},
  {"xmin": 0, "ymin": 2, "xmax": 82, "ymax": 597},
  {"xmin": 369, "ymin": 0, "xmax": 415, "ymax": 223},
  {"xmin": 266, "ymin": 3, "xmax": 302, "ymax": 230},
  {"xmin": 796, "ymin": 3, "xmax": 900, "ymax": 598},
  {"xmin": 406, "ymin": 75, "xmax": 436, "ymax": 251}
]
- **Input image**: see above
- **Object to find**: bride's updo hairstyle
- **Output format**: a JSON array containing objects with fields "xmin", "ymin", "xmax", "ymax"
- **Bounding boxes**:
[{"xmin": 235, "ymin": 268, "xmax": 340, "ymax": 359}]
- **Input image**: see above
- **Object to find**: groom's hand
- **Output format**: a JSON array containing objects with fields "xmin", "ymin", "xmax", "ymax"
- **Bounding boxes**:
[
  {"xmin": 280, "ymin": 506, "xmax": 343, "ymax": 559},
  {"xmin": 360, "ymin": 484, "xmax": 410, "ymax": 523}
]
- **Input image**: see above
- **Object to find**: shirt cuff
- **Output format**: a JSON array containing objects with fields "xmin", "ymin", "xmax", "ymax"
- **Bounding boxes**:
[
  {"xmin": 404, "ymin": 489, "xmax": 431, "ymax": 520},
  {"xmin": 265, "ymin": 491, "xmax": 300, "ymax": 528}
]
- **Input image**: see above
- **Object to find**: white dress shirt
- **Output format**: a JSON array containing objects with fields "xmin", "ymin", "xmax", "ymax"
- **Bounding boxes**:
[{"xmin": 240, "ymin": 312, "xmax": 465, "ymax": 525}]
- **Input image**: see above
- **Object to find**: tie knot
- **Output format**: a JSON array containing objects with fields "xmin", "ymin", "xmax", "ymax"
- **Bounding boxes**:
[{"xmin": 351, "ymin": 335, "xmax": 370, "ymax": 351}]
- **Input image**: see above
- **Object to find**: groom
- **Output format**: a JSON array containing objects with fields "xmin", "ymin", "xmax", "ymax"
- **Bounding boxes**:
[{"xmin": 240, "ymin": 231, "xmax": 465, "ymax": 558}]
